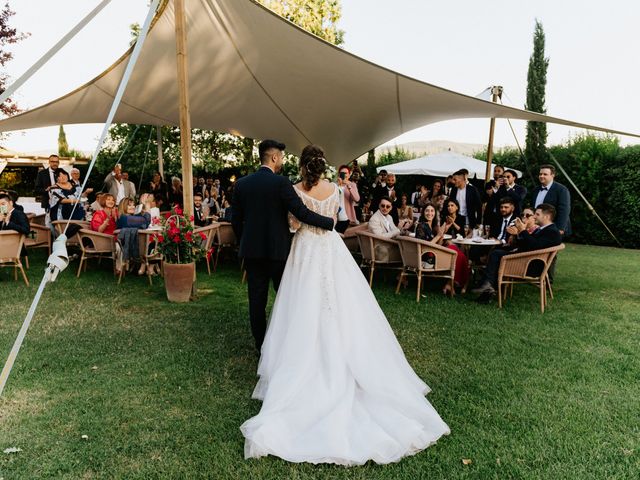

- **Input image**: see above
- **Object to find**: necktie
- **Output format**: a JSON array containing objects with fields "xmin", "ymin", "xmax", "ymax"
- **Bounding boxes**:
[{"xmin": 501, "ymin": 219, "xmax": 508, "ymax": 240}]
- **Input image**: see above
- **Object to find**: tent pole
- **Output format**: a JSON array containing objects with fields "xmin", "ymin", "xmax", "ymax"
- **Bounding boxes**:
[
  {"xmin": 156, "ymin": 125, "xmax": 164, "ymax": 180},
  {"xmin": 484, "ymin": 86, "xmax": 503, "ymax": 183},
  {"xmin": 175, "ymin": 0, "xmax": 193, "ymax": 217}
]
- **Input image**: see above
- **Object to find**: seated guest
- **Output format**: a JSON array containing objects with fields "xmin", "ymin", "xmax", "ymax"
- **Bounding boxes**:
[
  {"xmin": 521, "ymin": 207, "xmax": 537, "ymax": 234},
  {"xmin": 116, "ymin": 197, "xmax": 151, "ymax": 229},
  {"xmin": 396, "ymin": 193, "xmax": 414, "ymax": 231},
  {"xmin": 90, "ymin": 193, "xmax": 105, "ymax": 213},
  {"xmin": 441, "ymin": 199, "xmax": 465, "ymax": 237},
  {"xmin": 90, "ymin": 193, "xmax": 118, "ymax": 236},
  {"xmin": 208, "ymin": 189, "xmax": 222, "ymax": 218},
  {"xmin": 193, "ymin": 192, "xmax": 209, "ymax": 227},
  {"xmin": 430, "ymin": 179, "xmax": 444, "ymax": 201},
  {"xmin": 415, "ymin": 202, "xmax": 445, "ymax": 243},
  {"xmin": 368, "ymin": 197, "xmax": 401, "ymax": 262},
  {"xmin": 70, "ymin": 167, "xmax": 93, "ymax": 199},
  {"xmin": 0, "ymin": 190, "xmax": 24, "ymax": 212},
  {"xmin": 473, "ymin": 203, "xmax": 562, "ymax": 300},
  {"xmin": 490, "ymin": 197, "xmax": 517, "ymax": 244},
  {"xmin": 0, "ymin": 193, "xmax": 29, "ymax": 235},
  {"xmin": 416, "ymin": 185, "xmax": 431, "ymax": 208},
  {"xmin": 220, "ymin": 197, "xmax": 233, "ymax": 223}
]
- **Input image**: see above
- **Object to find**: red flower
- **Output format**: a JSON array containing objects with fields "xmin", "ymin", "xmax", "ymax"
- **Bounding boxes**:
[
  {"xmin": 157, "ymin": 234, "xmax": 165, "ymax": 243},
  {"xmin": 198, "ymin": 232, "xmax": 207, "ymax": 241},
  {"xmin": 206, "ymin": 247, "xmax": 215, "ymax": 261},
  {"xmin": 189, "ymin": 215, "xmax": 194, "ymax": 222},
  {"xmin": 174, "ymin": 206, "xmax": 183, "ymax": 216},
  {"xmin": 168, "ymin": 226, "xmax": 180, "ymax": 237},
  {"xmin": 163, "ymin": 211, "xmax": 171, "ymax": 219},
  {"xmin": 185, "ymin": 232, "xmax": 193, "ymax": 242},
  {"xmin": 172, "ymin": 235, "xmax": 181, "ymax": 243}
]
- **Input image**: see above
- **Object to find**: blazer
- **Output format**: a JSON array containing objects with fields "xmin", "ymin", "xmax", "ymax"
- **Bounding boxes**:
[
  {"xmin": 490, "ymin": 214, "xmax": 516, "ymax": 242},
  {"xmin": 35, "ymin": 167, "xmax": 55, "ymax": 209},
  {"xmin": 448, "ymin": 184, "xmax": 482, "ymax": 227},
  {"xmin": 231, "ymin": 167, "xmax": 334, "ymax": 261},
  {"xmin": 531, "ymin": 182, "xmax": 571, "ymax": 235},
  {"xmin": 0, "ymin": 208, "xmax": 30, "ymax": 235},
  {"xmin": 517, "ymin": 223, "xmax": 562, "ymax": 252},
  {"xmin": 368, "ymin": 210, "xmax": 400, "ymax": 238},
  {"xmin": 104, "ymin": 174, "xmax": 136, "ymax": 201}
]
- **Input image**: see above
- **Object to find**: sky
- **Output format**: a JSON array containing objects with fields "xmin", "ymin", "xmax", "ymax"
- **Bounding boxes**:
[{"xmin": 2, "ymin": 0, "xmax": 639, "ymax": 155}]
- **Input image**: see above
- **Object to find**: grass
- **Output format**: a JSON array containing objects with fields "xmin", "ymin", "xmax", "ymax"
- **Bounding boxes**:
[{"xmin": 0, "ymin": 243, "xmax": 639, "ymax": 479}]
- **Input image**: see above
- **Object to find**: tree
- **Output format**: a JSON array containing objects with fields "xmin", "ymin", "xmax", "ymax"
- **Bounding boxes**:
[
  {"xmin": 524, "ymin": 19, "xmax": 549, "ymax": 166},
  {"xmin": 257, "ymin": 0, "xmax": 344, "ymax": 45},
  {"xmin": 0, "ymin": 2, "xmax": 28, "ymax": 117},
  {"xmin": 58, "ymin": 125, "xmax": 69, "ymax": 156}
]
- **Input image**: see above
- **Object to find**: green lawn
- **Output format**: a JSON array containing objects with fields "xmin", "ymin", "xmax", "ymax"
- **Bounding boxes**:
[{"xmin": 1, "ymin": 243, "xmax": 639, "ymax": 479}]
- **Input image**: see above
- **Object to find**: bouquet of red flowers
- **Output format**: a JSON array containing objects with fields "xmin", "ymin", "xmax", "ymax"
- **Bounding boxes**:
[{"xmin": 152, "ymin": 206, "xmax": 209, "ymax": 264}]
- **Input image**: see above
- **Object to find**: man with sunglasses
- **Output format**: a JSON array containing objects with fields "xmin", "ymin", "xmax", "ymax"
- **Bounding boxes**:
[{"xmin": 368, "ymin": 196, "xmax": 401, "ymax": 262}]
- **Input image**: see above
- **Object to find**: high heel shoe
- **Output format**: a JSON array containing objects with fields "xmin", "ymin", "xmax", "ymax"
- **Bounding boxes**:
[{"xmin": 138, "ymin": 263, "xmax": 146, "ymax": 276}]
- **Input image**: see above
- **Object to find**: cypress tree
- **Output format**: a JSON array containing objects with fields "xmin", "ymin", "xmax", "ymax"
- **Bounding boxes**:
[
  {"xmin": 525, "ymin": 20, "xmax": 549, "ymax": 165},
  {"xmin": 58, "ymin": 125, "xmax": 69, "ymax": 156}
]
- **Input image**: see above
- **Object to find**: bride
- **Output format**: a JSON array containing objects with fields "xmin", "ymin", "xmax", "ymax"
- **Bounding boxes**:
[{"xmin": 241, "ymin": 145, "xmax": 450, "ymax": 466}]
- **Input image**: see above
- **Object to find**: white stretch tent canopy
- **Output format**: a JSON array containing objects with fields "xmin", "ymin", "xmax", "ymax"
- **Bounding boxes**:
[
  {"xmin": 0, "ymin": 0, "xmax": 638, "ymax": 165},
  {"xmin": 377, "ymin": 151, "xmax": 522, "ymax": 179}
]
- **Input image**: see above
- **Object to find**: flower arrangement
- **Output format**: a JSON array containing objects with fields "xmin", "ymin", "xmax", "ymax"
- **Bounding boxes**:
[{"xmin": 152, "ymin": 206, "xmax": 210, "ymax": 264}]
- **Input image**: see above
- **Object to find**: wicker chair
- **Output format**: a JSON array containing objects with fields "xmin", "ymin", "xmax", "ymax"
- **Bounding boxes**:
[
  {"xmin": 355, "ymin": 231, "xmax": 403, "ymax": 287},
  {"xmin": 193, "ymin": 223, "xmax": 219, "ymax": 275},
  {"xmin": 340, "ymin": 223, "xmax": 368, "ymax": 256},
  {"xmin": 396, "ymin": 236, "xmax": 457, "ymax": 302},
  {"xmin": 52, "ymin": 220, "xmax": 90, "ymax": 248},
  {"xmin": 497, "ymin": 244, "xmax": 565, "ymax": 313},
  {"xmin": 137, "ymin": 229, "xmax": 164, "ymax": 285},
  {"xmin": 76, "ymin": 228, "xmax": 116, "ymax": 278},
  {"xmin": 23, "ymin": 223, "xmax": 52, "ymax": 268},
  {"xmin": 0, "ymin": 231, "xmax": 29, "ymax": 285},
  {"xmin": 213, "ymin": 222, "xmax": 236, "ymax": 271}
]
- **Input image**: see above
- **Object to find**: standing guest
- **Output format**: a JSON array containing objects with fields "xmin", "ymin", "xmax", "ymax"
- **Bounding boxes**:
[
  {"xmin": 497, "ymin": 169, "xmax": 527, "ymax": 214},
  {"xmin": 149, "ymin": 172, "xmax": 168, "ymax": 204},
  {"xmin": 103, "ymin": 164, "xmax": 126, "ymax": 205},
  {"xmin": 441, "ymin": 199, "xmax": 466, "ymax": 237},
  {"xmin": 473, "ymin": 203, "xmax": 562, "ymax": 300},
  {"xmin": 0, "ymin": 193, "xmax": 29, "ymax": 235},
  {"xmin": 492, "ymin": 165, "xmax": 505, "ymax": 184},
  {"xmin": 361, "ymin": 197, "xmax": 372, "ymax": 222},
  {"xmin": 49, "ymin": 168, "xmax": 85, "ymax": 222},
  {"xmin": 90, "ymin": 193, "xmax": 118, "ymax": 236},
  {"xmin": 70, "ymin": 168, "xmax": 94, "ymax": 199},
  {"xmin": 34, "ymin": 154, "xmax": 60, "ymax": 215},
  {"xmin": 410, "ymin": 183, "xmax": 422, "ymax": 207},
  {"xmin": 193, "ymin": 192, "xmax": 209, "ymax": 226},
  {"xmin": 371, "ymin": 170, "xmax": 394, "ymax": 213},
  {"xmin": 168, "ymin": 176, "xmax": 183, "ymax": 207},
  {"xmin": 121, "ymin": 172, "xmax": 137, "ymax": 200},
  {"xmin": 482, "ymin": 179, "xmax": 499, "ymax": 226},
  {"xmin": 396, "ymin": 193, "xmax": 414, "ymax": 231},
  {"xmin": 448, "ymin": 169, "xmax": 482, "ymax": 227},
  {"xmin": 208, "ymin": 189, "xmax": 222, "ymax": 218},
  {"xmin": 194, "ymin": 177, "xmax": 207, "ymax": 198},
  {"xmin": 444, "ymin": 175, "xmax": 454, "ymax": 196},
  {"xmin": 490, "ymin": 197, "xmax": 517, "ymax": 244},
  {"xmin": 430, "ymin": 179, "xmax": 444, "ymax": 201},
  {"xmin": 531, "ymin": 164, "xmax": 571, "ymax": 236},
  {"xmin": 336, "ymin": 164, "xmax": 361, "ymax": 225}
]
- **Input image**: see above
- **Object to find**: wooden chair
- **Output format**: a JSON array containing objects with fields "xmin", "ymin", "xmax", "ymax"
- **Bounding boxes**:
[
  {"xmin": 76, "ymin": 228, "xmax": 117, "ymax": 278},
  {"xmin": 497, "ymin": 244, "xmax": 565, "ymax": 313},
  {"xmin": 396, "ymin": 236, "xmax": 457, "ymax": 302},
  {"xmin": 31, "ymin": 213, "xmax": 46, "ymax": 225},
  {"xmin": 193, "ymin": 223, "xmax": 219, "ymax": 275},
  {"xmin": 213, "ymin": 222, "xmax": 236, "ymax": 271},
  {"xmin": 0, "ymin": 231, "xmax": 29, "ymax": 285},
  {"xmin": 355, "ymin": 231, "xmax": 403, "ymax": 287},
  {"xmin": 23, "ymin": 223, "xmax": 52, "ymax": 268},
  {"xmin": 340, "ymin": 222, "xmax": 368, "ymax": 256}
]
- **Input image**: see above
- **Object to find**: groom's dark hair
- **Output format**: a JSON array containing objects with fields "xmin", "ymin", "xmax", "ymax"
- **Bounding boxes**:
[{"xmin": 259, "ymin": 139, "xmax": 286, "ymax": 162}]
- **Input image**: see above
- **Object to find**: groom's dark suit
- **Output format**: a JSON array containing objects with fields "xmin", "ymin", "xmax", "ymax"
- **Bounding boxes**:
[{"xmin": 232, "ymin": 166, "xmax": 334, "ymax": 349}]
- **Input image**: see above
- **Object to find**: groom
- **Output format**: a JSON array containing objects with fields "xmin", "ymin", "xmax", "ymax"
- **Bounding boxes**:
[{"xmin": 231, "ymin": 140, "xmax": 335, "ymax": 351}]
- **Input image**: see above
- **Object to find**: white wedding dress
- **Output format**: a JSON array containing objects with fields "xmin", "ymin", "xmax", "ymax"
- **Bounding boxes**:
[{"xmin": 240, "ymin": 184, "xmax": 450, "ymax": 465}]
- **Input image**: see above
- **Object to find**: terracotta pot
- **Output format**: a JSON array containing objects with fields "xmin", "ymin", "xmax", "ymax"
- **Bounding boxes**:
[{"xmin": 163, "ymin": 262, "xmax": 195, "ymax": 302}]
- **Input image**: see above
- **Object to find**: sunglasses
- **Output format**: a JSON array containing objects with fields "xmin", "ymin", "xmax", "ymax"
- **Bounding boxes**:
[
  {"xmin": 523, "ymin": 213, "xmax": 534, "ymax": 218},
  {"xmin": 379, "ymin": 204, "xmax": 392, "ymax": 209}
]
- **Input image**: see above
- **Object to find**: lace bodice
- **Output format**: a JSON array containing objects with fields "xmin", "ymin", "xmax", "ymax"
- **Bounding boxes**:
[{"xmin": 291, "ymin": 184, "xmax": 339, "ymax": 235}]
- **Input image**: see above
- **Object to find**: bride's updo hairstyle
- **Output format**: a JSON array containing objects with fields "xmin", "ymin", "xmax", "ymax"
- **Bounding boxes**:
[{"xmin": 299, "ymin": 144, "xmax": 327, "ymax": 191}]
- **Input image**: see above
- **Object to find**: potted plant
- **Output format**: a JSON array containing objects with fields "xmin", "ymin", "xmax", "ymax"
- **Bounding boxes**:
[{"xmin": 152, "ymin": 206, "xmax": 210, "ymax": 302}]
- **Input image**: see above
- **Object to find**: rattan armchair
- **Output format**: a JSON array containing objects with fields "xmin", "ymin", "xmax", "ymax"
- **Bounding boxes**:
[
  {"xmin": 76, "ymin": 228, "xmax": 116, "ymax": 278},
  {"xmin": 355, "ymin": 231, "xmax": 403, "ymax": 287},
  {"xmin": 0, "ymin": 231, "xmax": 28, "ymax": 285},
  {"xmin": 340, "ymin": 223, "xmax": 368, "ymax": 256},
  {"xmin": 396, "ymin": 236, "xmax": 457, "ymax": 302},
  {"xmin": 52, "ymin": 220, "xmax": 90, "ymax": 248},
  {"xmin": 497, "ymin": 244, "xmax": 565, "ymax": 313},
  {"xmin": 193, "ymin": 223, "xmax": 219, "ymax": 275},
  {"xmin": 213, "ymin": 222, "xmax": 236, "ymax": 271},
  {"xmin": 23, "ymin": 223, "xmax": 52, "ymax": 269}
]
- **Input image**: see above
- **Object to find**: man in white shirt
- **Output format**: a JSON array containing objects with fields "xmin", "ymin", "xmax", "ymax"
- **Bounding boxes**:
[
  {"xmin": 103, "ymin": 164, "xmax": 127, "ymax": 205},
  {"xmin": 368, "ymin": 197, "xmax": 401, "ymax": 262}
]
